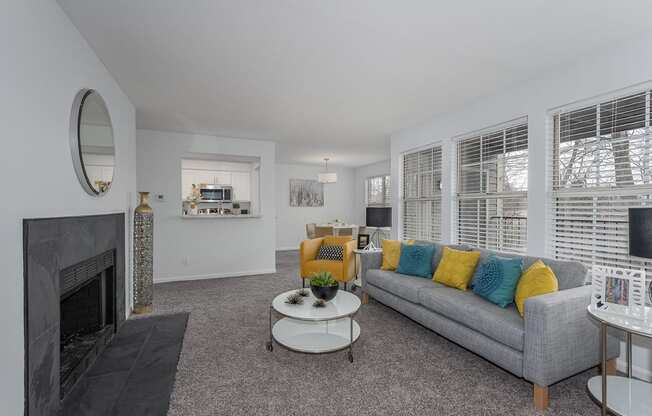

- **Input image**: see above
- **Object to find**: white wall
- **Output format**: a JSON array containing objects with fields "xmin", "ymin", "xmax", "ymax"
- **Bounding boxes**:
[
  {"xmin": 0, "ymin": 1, "xmax": 137, "ymax": 414},
  {"xmin": 390, "ymin": 33, "xmax": 652, "ymax": 381},
  {"xmin": 137, "ymin": 130, "xmax": 276, "ymax": 282},
  {"xmin": 275, "ymin": 164, "xmax": 356, "ymax": 250},
  {"xmin": 353, "ymin": 160, "xmax": 391, "ymax": 226}
]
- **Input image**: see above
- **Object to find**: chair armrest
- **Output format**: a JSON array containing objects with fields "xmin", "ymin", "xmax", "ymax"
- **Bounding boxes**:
[
  {"xmin": 342, "ymin": 240, "xmax": 356, "ymax": 281},
  {"xmin": 359, "ymin": 251, "xmax": 383, "ymax": 290},
  {"xmin": 300, "ymin": 238, "xmax": 324, "ymax": 277},
  {"xmin": 523, "ymin": 285, "xmax": 620, "ymax": 387}
]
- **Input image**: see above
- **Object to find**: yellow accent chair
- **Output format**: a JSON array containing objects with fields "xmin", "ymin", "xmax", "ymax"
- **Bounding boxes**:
[{"xmin": 300, "ymin": 236, "xmax": 356, "ymax": 289}]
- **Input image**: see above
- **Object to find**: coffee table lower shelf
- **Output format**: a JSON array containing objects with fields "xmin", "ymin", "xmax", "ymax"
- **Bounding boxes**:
[
  {"xmin": 271, "ymin": 317, "xmax": 360, "ymax": 354},
  {"xmin": 587, "ymin": 375, "xmax": 652, "ymax": 416}
]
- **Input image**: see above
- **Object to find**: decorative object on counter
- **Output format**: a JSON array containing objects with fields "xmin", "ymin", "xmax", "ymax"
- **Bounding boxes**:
[
  {"xmin": 313, "ymin": 299, "xmax": 326, "ymax": 308},
  {"xmin": 317, "ymin": 157, "xmax": 337, "ymax": 184},
  {"xmin": 188, "ymin": 202, "xmax": 198, "ymax": 215},
  {"xmin": 628, "ymin": 207, "xmax": 652, "ymax": 303},
  {"xmin": 591, "ymin": 265, "xmax": 646, "ymax": 319},
  {"xmin": 310, "ymin": 271, "xmax": 339, "ymax": 302},
  {"xmin": 285, "ymin": 292, "xmax": 304, "ymax": 305},
  {"xmin": 289, "ymin": 178, "xmax": 324, "ymax": 207},
  {"xmin": 133, "ymin": 191, "xmax": 154, "ymax": 314},
  {"xmin": 297, "ymin": 288, "xmax": 309, "ymax": 297},
  {"xmin": 357, "ymin": 234, "xmax": 370, "ymax": 250}
]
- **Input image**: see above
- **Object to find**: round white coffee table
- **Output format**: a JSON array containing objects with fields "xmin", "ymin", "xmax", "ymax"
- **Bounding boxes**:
[{"xmin": 267, "ymin": 289, "xmax": 361, "ymax": 362}]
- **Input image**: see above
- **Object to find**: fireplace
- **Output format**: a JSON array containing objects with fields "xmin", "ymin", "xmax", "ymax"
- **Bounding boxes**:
[
  {"xmin": 59, "ymin": 250, "xmax": 116, "ymax": 399},
  {"xmin": 23, "ymin": 213, "xmax": 125, "ymax": 415}
]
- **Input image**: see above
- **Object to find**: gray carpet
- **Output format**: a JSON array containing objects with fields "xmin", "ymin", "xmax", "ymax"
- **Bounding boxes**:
[{"xmin": 154, "ymin": 251, "xmax": 600, "ymax": 415}]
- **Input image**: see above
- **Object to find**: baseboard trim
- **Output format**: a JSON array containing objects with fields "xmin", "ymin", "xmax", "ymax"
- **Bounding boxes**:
[
  {"xmin": 154, "ymin": 268, "xmax": 277, "ymax": 284},
  {"xmin": 276, "ymin": 246, "xmax": 298, "ymax": 251},
  {"xmin": 616, "ymin": 358, "xmax": 652, "ymax": 382}
]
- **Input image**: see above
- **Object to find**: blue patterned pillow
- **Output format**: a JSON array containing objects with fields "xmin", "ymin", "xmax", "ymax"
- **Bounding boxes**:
[
  {"xmin": 473, "ymin": 255, "xmax": 523, "ymax": 307},
  {"xmin": 396, "ymin": 244, "xmax": 436, "ymax": 278}
]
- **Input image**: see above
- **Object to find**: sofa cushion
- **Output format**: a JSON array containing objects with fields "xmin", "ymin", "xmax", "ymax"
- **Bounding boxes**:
[
  {"xmin": 381, "ymin": 239, "xmax": 415, "ymax": 270},
  {"xmin": 433, "ymin": 247, "xmax": 481, "ymax": 290},
  {"xmin": 366, "ymin": 269, "xmax": 436, "ymax": 303},
  {"xmin": 418, "ymin": 285, "xmax": 525, "ymax": 351},
  {"xmin": 396, "ymin": 243, "xmax": 436, "ymax": 278},
  {"xmin": 471, "ymin": 247, "xmax": 587, "ymax": 290},
  {"xmin": 473, "ymin": 255, "xmax": 523, "ymax": 307},
  {"xmin": 417, "ymin": 242, "xmax": 470, "ymax": 272}
]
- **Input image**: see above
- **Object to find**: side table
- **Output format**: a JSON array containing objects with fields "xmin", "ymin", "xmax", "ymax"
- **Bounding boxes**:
[
  {"xmin": 352, "ymin": 248, "xmax": 382, "ymax": 288},
  {"xmin": 587, "ymin": 305, "xmax": 652, "ymax": 416}
]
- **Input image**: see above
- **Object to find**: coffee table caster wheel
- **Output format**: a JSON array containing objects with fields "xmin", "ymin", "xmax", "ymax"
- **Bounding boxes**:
[
  {"xmin": 266, "ymin": 341, "xmax": 273, "ymax": 352},
  {"xmin": 348, "ymin": 351, "xmax": 353, "ymax": 362}
]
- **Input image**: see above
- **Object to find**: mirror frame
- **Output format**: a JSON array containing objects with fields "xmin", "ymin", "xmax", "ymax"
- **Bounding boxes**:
[{"xmin": 69, "ymin": 88, "xmax": 115, "ymax": 197}]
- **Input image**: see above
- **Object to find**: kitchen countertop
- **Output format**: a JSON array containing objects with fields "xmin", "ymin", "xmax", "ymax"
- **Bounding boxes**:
[{"xmin": 179, "ymin": 214, "xmax": 262, "ymax": 219}]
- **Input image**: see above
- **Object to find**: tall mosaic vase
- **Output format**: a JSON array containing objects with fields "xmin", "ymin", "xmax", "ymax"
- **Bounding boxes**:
[{"xmin": 133, "ymin": 191, "xmax": 154, "ymax": 314}]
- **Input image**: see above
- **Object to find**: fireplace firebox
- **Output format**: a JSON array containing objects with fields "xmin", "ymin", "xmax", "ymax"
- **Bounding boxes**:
[{"xmin": 59, "ymin": 250, "xmax": 116, "ymax": 398}]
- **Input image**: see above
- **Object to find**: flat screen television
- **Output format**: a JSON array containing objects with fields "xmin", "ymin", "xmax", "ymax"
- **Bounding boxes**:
[
  {"xmin": 628, "ymin": 207, "xmax": 652, "ymax": 258},
  {"xmin": 366, "ymin": 207, "xmax": 391, "ymax": 228}
]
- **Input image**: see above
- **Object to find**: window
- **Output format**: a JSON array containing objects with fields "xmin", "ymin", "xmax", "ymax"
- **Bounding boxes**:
[
  {"xmin": 401, "ymin": 145, "xmax": 442, "ymax": 241},
  {"xmin": 366, "ymin": 175, "xmax": 390, "ymax": 206},
  {"xmin": 456, "ymin": 119, "xmax": 528, "ymax": 253},
  {"xmin": 549, "ymin": 89, "xmax": 652, "ymax": 282}
]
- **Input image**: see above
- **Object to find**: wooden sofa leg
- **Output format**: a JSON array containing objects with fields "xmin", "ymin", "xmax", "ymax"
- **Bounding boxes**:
[
  {"xmin": 533, "ymin": 384, "xmax": 549, "ymax": 411},
  {"xmin": 605, "ymin": 358, "xmax": 617, "ymax": 375},
  {"xmin": 362, "ymin": 291, "xmax": 369, "ymax": 305}
]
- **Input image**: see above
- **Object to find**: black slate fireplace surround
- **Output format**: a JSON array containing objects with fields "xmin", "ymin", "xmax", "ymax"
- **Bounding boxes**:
[{"xmin": 23, "ymin": 213, "xmax": 125, "ymax": 416}]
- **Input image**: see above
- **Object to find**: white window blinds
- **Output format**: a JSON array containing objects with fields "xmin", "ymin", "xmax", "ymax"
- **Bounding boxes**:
[
  {"xmin": 549, "ymin": 89, "xmax": 652, "ymax": 284},
  {"xmin": 456, "ymin": 120, "xmax": 528, "ymax": 253},
  {"xmin": 366, "ymin": 175, "xmax": 391, "ymax": 206},
  {"xmin": 401, "ymin": 145, "xmax": 442, "ymax": 241}
]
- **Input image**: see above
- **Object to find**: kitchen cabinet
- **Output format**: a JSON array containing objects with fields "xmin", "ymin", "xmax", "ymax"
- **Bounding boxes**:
[
  {"xmin": 231, "ymin": 171, "xmax": 250, "ymax": 201},
  {"xmin": 181, "ymin": 169, "xmax": 249, "ymax": 200}
]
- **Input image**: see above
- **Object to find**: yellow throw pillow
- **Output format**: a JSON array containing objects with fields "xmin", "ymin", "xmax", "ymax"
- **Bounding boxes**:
[
  {"xmin": 381, "ymin": 239, "xmax": 415, "ymax": 270},
  {"xmin": 433, "ymin": 247, "xmax": 481, "ymax": 290},
  {"xmin": 514, "ymin": 260, "xmax": 559, "ymax": 317}
]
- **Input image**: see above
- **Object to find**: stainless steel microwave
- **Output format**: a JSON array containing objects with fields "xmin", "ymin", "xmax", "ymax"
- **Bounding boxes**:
[{"xmin": 199, "ymin": 185, "xmax": 232, "ymax": 202}]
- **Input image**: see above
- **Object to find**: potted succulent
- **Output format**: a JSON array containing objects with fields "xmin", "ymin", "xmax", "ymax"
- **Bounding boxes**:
[{"xmin": 309, "ymin": 271, "xmax": 339, "ymax": 302}]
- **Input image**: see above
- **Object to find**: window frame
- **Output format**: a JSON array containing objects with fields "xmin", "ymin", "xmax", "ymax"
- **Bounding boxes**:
[
  {"xmin": 454, "ymin": 118, "xmax": 529, "ymax": 253},
  {"xmin": 400, "ymin": 144, "xmax": 443, "ymax": 242}
]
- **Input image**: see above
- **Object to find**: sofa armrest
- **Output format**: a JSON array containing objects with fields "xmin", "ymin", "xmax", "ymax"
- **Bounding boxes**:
[
  {"xmin": 342, "ymin": 240, "xmax": 356, "ymax": 281},
  {"xmin": 359, "ymin": 251, "xmax": 383, "ymax": 290},
  {"xmin": 523, "ymin": 285, "xmax": 620, "ymax": 387},
  {"xmin": 300, "ymin": 238, "xmax": 324, "ymax": 277}
]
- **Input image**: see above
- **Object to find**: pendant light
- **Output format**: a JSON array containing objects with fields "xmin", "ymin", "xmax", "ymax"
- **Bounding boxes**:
[{"xmin": 318, "ymin": 158, "xmax": 337, "ymax": 183}]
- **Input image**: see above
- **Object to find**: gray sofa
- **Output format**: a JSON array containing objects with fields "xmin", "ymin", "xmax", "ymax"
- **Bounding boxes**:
[{"xmin": 359, "ymin": 242, "xmax": 620, "ymax": 410}]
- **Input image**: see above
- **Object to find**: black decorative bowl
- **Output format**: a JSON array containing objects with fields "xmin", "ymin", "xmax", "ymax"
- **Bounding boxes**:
[{"xmin": 310, "ymin": 283, "xmax": 339, "ymax": 302}]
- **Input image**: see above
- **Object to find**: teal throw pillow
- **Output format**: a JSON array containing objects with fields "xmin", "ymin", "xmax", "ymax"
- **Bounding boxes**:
[
  {"xmin": 470, "ymin": 256, "xmax": 488, "ymax": 288},
  {"xmin": 396, "ymin": 243, "xmax": 436, "ymax": 278},
  {"xmin": 473, "ymin": 255, "xmax": 523, "ymax": 307}
]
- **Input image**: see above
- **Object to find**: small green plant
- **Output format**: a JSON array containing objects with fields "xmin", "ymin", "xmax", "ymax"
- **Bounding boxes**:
[
  {"xmin": 310, "ymin": 271, "xmax": 337, "ymax": 287},
  {"xmin": 296, "ymin": 288, "xmax": 309, "ymax": 297},
  {"xmin": 285, "ymin": 292, "xmax": 304, "ymax": 305}
]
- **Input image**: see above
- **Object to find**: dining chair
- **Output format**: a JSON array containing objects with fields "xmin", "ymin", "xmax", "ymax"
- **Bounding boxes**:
[
  {"xmin": 335, "ymin": 227, "xmax": 353, "ymax": 237},
  {"xmin": 314, "ymin": 226, "xmax": 334, "ymax": 237},
  {"xmin": 306, "ymin": 223, "xmax": 317, "ymax": 239}
]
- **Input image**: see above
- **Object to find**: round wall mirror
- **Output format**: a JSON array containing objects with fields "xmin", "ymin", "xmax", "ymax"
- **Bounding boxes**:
[{"xmin": 70, "ymin": 89, "xmax": 115, "ymax": 196}]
